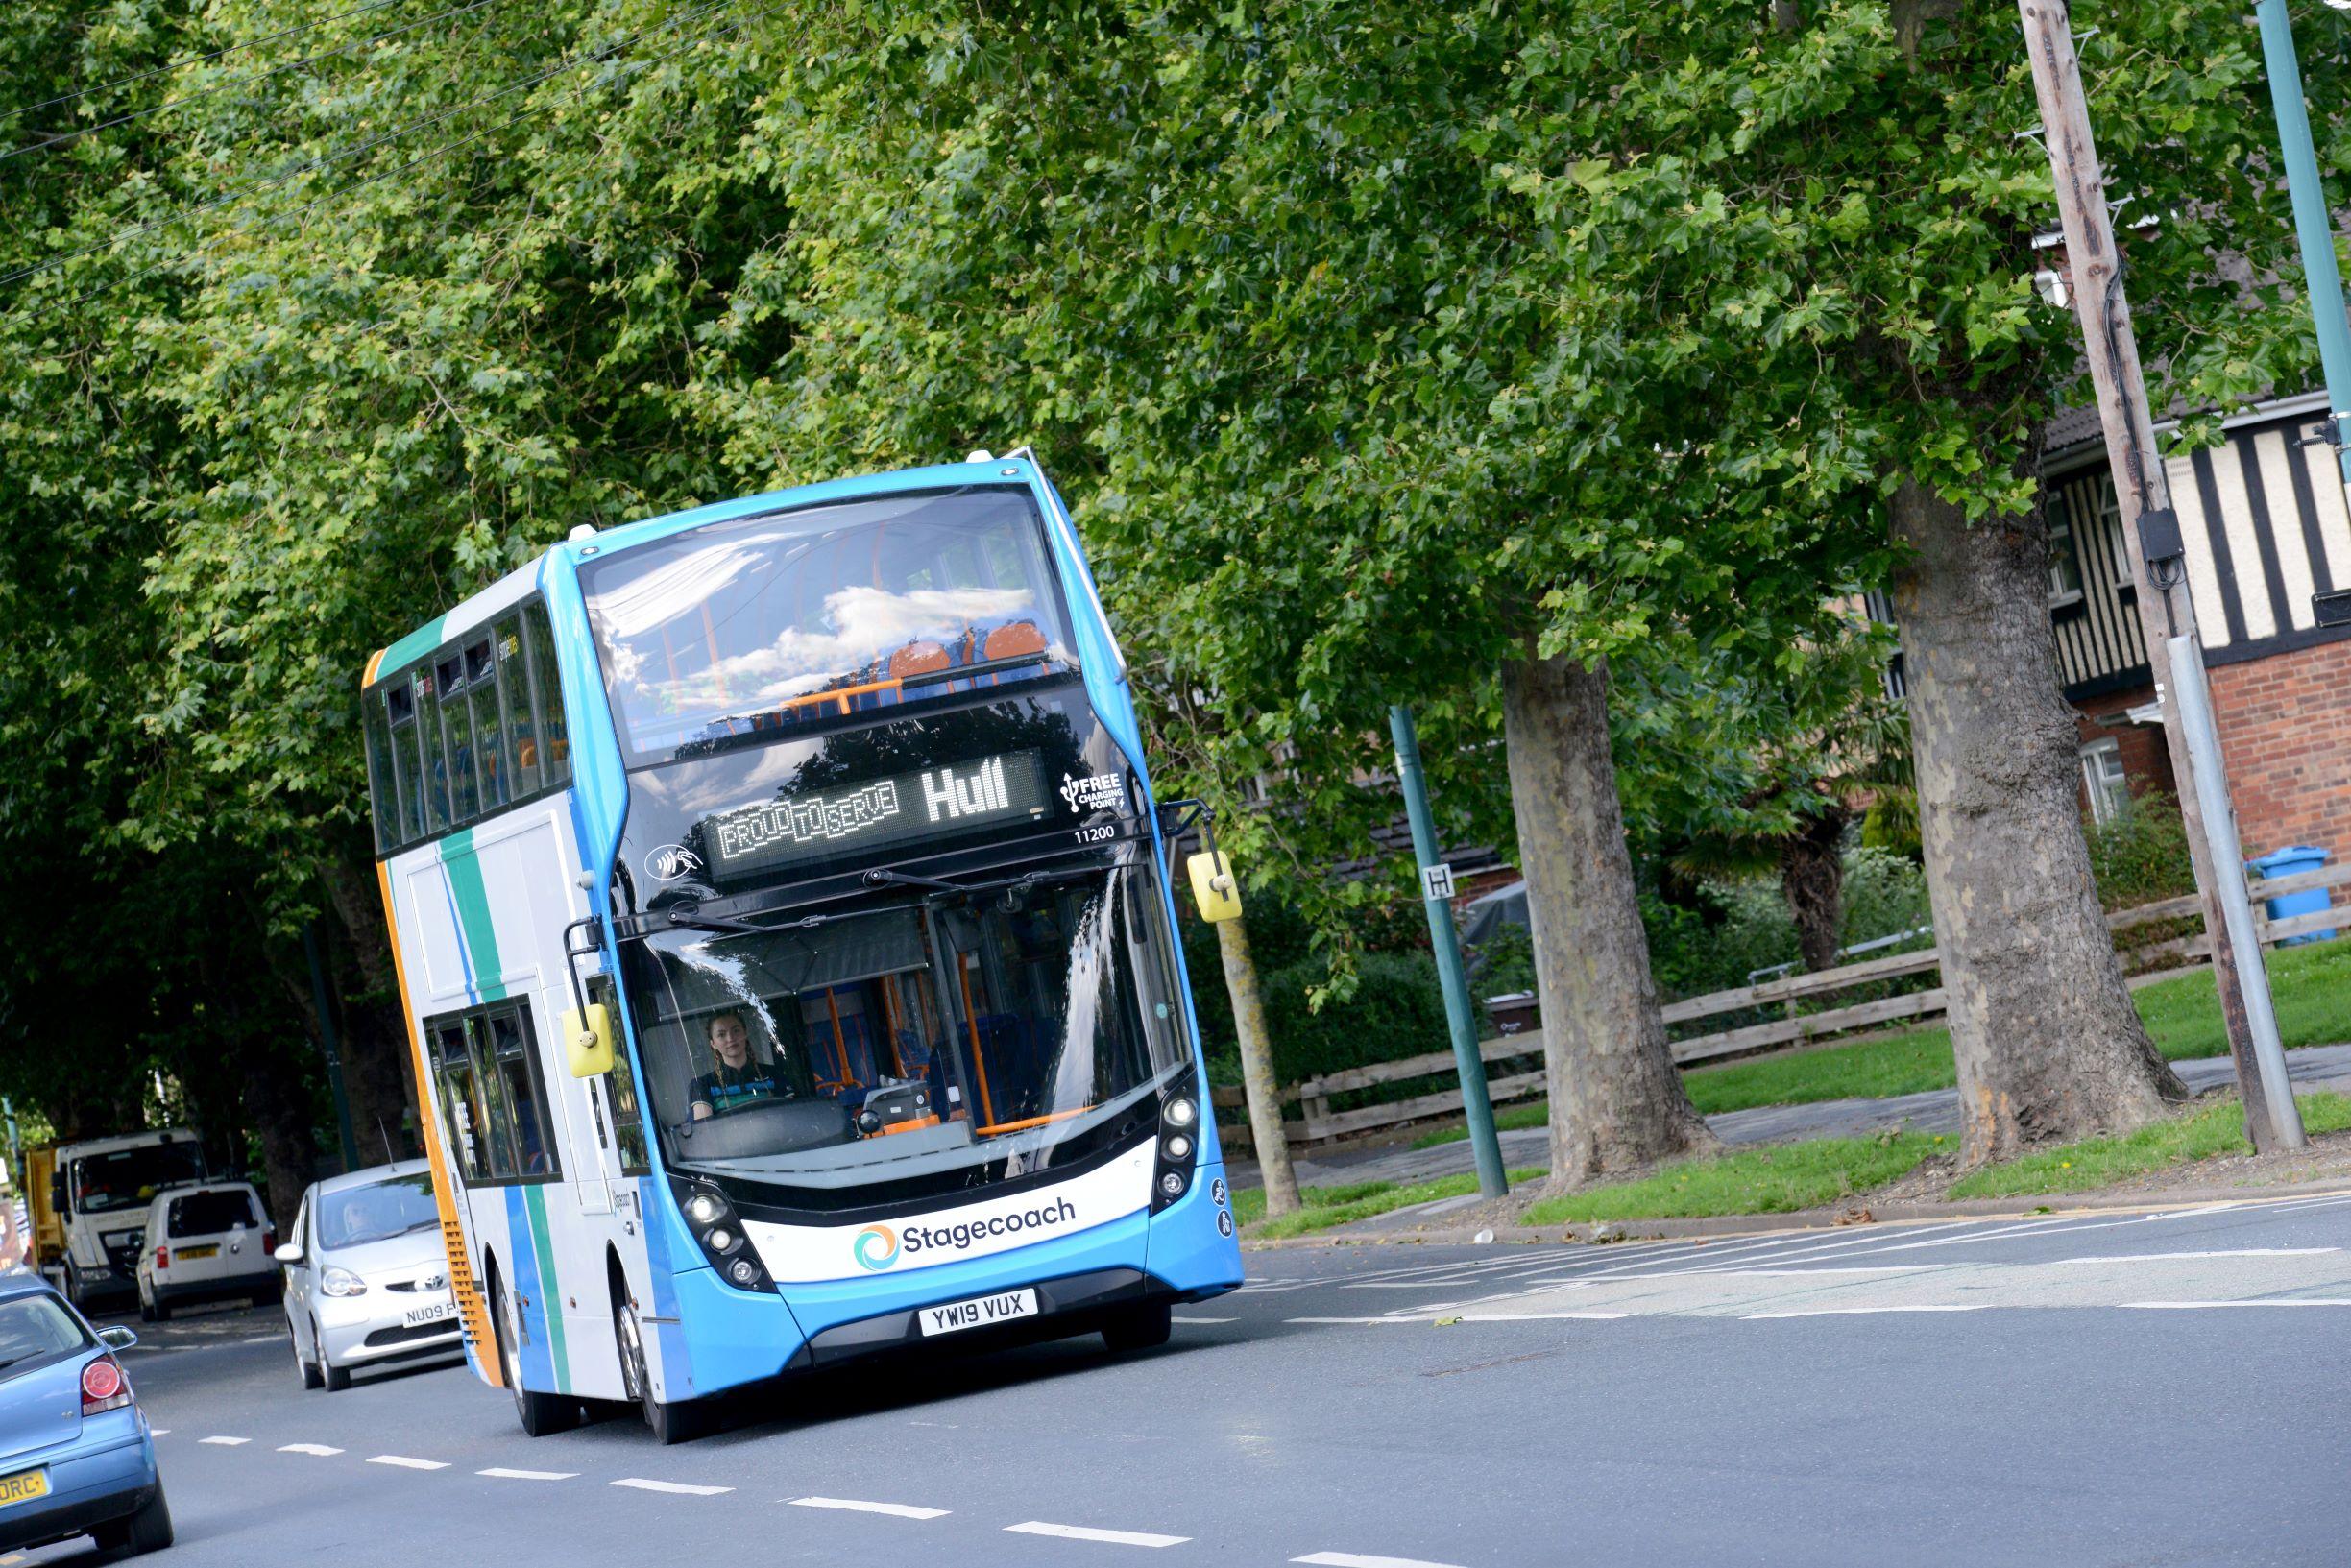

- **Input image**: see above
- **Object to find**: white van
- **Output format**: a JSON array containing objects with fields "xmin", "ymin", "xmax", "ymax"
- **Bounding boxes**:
[{"xmin": 133, "ymin": 1182, "xmax": 279, "ymax": 1321}]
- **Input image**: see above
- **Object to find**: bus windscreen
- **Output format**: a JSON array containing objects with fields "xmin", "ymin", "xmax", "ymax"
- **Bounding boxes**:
[
  {"xmin": 616, "ymin": 844, "xmax": 1189, "ymax": 1188},
  {"xmin": 581, "ymin": 487, "xmax": 1078, "ymax": 766}
]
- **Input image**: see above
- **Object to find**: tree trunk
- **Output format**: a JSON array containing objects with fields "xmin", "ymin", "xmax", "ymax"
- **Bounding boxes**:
[
  {"xmin": 1889, "ymin": 473, "xmax": 2187, "ymax": 1167},
  {"xmin": 1781, "ymin": 808, "xmax": 1849, "ymax": 973},
  {"xmin": 321, "ymin": 855, "xmax": 422, "ymax": 1161},
  {"xmin": 1502, "ymin": 645, "xmax": 1716, "ymax": 1184},
  {"xmin": 1215, "ymin": 912, "xmax": 1300, "ymax": 1217}
]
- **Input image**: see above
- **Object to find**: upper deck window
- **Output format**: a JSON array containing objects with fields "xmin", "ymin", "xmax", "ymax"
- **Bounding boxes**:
[{"xmin": 580, "ymin": 487, "xmax": 1077, "ymax": 767}]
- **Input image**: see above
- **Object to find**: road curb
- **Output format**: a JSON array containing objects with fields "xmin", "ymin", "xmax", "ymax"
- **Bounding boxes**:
[{"xmin": 1240, "ymin": 1174, "xmax": 2351, "ymax": 1251}]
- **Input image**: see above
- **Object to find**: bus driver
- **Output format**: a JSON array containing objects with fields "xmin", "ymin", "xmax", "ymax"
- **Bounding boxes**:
[{"xmin": 689, "ymin": 1010, "xmax": 784, "ymax": 1120}]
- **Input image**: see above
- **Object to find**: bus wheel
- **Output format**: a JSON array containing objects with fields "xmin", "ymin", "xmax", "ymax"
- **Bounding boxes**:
[
  {"xmin": 614, "ymin": 1294, "xmax": 704, "ymax": 1446},
  {"xmin": 1102, "ymin": 1299, "xmax": 1172, "ymax": 1354},
  {"xmin": 493, "ymin": 1274, "xmax": 579, "ymax": 1437}
]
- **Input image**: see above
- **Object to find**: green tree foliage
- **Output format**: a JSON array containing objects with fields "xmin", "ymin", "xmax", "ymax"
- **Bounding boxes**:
[{"xmin": 0, "ymin": 1, "xmax": 2339, "ymax": 1178}]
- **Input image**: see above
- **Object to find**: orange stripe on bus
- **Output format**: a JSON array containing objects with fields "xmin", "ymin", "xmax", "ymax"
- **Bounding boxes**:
[{"xmin": 375, "ymin": 859, "xmax": 503, "ymax": 1388}]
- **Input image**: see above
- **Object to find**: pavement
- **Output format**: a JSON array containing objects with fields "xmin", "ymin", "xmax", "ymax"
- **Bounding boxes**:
[
  {"xmin": 1227, "ymin": 1040, "xmax": 2351, "ymax": 1193},
  {"xmin": 15, "ymin": 1192, "xmax": 2351, "ymax": 1566}
]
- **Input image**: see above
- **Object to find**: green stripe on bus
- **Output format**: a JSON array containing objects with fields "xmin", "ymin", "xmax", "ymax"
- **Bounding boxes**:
[
  {"xmin": 440, "ymin": 830, "xmax": 513, "ymax": 1003},
  {"xmin": 375, "ymin": 613, "xmax": 451, "ymax": 683},
  {"xmin": 521, "ymin": 1184, "xmax": 570, "ymax": 1394}
]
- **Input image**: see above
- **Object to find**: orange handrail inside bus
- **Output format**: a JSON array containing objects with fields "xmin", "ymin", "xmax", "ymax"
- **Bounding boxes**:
[
  {"xmin": 956, "ymin": 959, "xmax": 997, "ymax": 1128},
  {"xmin": 976, "ymin": 1105, "xmax": 1095, "ymax": 1138}
]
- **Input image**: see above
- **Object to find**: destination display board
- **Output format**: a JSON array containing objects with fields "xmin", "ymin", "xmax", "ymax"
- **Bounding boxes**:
[{"xmin": 700, "ymin": 749, "xmax": 1054, "ymax": 881}]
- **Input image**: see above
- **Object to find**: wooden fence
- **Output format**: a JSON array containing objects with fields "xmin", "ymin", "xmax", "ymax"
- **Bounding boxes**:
[{"xmin": 1214, "ymin": 861, "xmax": 2351, "ymax": 1151}]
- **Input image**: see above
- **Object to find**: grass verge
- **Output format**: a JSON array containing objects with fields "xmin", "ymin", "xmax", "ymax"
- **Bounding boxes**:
[
  {"xmin": 1517, "ymin": 1132, "xmax": 1948, "ymax": 1226},
  {"xmin": 1410, "ymin": 936, "xmax": 2351, "ymax": 1149},
  {"xmin": 1945, "ymin": 1091, "xmax": 2351, "ymax": 1199},
  {"xmin": 1236, "ymin": 1167, "xmax": 1545, "ymax": 1240}
]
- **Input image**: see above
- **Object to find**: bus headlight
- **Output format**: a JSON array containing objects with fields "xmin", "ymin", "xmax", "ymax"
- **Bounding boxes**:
[
  {"xmin": 673, "ymin": 1184, "xmax": 770, "ymax": 1292},
  {"xmin": 1151, "ymin": 1074, "xmax": 1205, "ymax": 1214}
]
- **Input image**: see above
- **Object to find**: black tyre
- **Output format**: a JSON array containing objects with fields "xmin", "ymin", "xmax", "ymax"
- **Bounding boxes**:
[
  {"xmin": 91, "ymin": 1479, "xmax": 173, "ymax": 1555},
  {"xmin": 1102, "ymin": 1299, "xmax": 1172, "ymax": 1354},
  {"xmin": 149, "ymin": 1297, "xmax": 172, "ymax": 1324},
  {"xmin": 494, "ymin": 1273, "xmax": 579, "ymax": 1437},
  {"xmin": 614, "ymin": 1294, "xmax": 706, "ymax": 1445},
  {"xmin": 62, "ymin": 1263, "xmax": 85, "ymax": 1313},
  {"xmin": 136, "ymin": 1295, "xmax": 154, "ymax": 1324},
  {"xmin": 294, "ymin": 1317, "xmax": 324, "ymax": 1391}
]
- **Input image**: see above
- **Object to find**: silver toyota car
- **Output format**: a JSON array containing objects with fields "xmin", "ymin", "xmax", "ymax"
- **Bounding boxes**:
[{"xmin": 276, "ymin": 1162, "xmax": 462, "ymax": 1391}]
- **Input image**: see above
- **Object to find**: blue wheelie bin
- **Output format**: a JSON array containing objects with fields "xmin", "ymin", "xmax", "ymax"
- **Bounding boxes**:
[{"xmin": 2246, "ymin": 845, "xmax": 2336, "ymax": 946}]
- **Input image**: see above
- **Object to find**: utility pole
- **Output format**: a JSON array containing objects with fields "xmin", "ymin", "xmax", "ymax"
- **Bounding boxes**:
[
  {"xmin": 2018, "ymin": 2, "xmax": 2304, "ymax": 1149},
  {"xmin": 1388, "ymin": 706, "xmax": 1507, "ymax": 1199}
]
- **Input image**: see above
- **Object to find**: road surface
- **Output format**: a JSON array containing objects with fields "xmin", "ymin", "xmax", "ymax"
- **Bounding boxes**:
[{"xmin": 17, "ymin": 1191, "xmax": 2351, "ymax": 1567}]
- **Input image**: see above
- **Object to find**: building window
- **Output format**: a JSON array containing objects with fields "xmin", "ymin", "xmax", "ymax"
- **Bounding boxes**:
[
  {"xmin": 2079, "ymin": 737, "xmax": 2130, "ymax": 826},
  {"xmin": 2048, "ymin": 492, "xmax": 2085, "ymax": 606}
]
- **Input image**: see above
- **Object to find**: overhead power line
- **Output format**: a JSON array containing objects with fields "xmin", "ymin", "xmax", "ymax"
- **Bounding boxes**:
[
  {"xmin": 0, "ymin": 0, "xmax": 513, "ymax": 164},
  {"xmin": 14, "ymin": 0, "xmax": 782, "ymax": 328},
  {"xmin": 0, "ymin": 0, "xmax": 423, "ymax": 132},
  {"xmin": 0, "ymin": 0, "xmax": 739, "ymax": 294}
]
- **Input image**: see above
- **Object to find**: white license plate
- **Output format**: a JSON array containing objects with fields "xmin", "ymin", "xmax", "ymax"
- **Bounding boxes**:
[
  {"xmin": 917, "ymin": 1288, "xmax": 1038, "ymax": 1338},
  {"xmin": 402, "ymin": 1300, "xmax": 456, "ymax": 1328}
]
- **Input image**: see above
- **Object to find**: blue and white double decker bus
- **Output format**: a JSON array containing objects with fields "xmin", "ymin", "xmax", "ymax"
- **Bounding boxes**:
[{"xmin": 360, "ymin": 455, "xmax": 1243, "ymax": 1441}]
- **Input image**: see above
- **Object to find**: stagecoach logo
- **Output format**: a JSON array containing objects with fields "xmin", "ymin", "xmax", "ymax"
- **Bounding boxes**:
[
  {"xmin": 1059, "ymin": 771, "xmax": 1123, "ymax": 814},
  {"xmin": 645, "ymin": 843, "xmax": 704, "ymax": 881},
  {"xmin": 852, "ymin": 1224, "xmax": 901, "ymax": 1272}
]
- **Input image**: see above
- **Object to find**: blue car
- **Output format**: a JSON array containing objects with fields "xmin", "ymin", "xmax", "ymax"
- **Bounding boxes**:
[{"xmin": 0, "ymin": 1274, "xmax": 170, "ymax": 1556}]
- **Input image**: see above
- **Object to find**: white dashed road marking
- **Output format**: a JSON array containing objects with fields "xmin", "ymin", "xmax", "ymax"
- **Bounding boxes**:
[
  {"xmin": 480, "ymin": 1467, "xmax": 577, "ymax": 1481},
  {"xmin": 1295, "ymin": 1553, "xmax": 1469, "ymax": 1568},
  {"xmin": 2121, "ymin": 1298, "xmax": 2351, "ymax": 1310},
  {"xmin": 199, "ymin": 1435, "xmax": 249, "ymax": 1446},
  {"xmin": 368, "ymin": 1455, "xmax": 449, "ymax": 1470},
  {"xmin": 612, "ymin": 1478, "xmax": 732, "ymax": 1496},
  {"xmin": 278, "ymin": 1443, "xmax": 343, "ymax": 1456},
  {"xmin": 1744, "ymin": 1305, "xmax": 1994, "ymax": 1320},
  {"xmin": 789, "ymin": 1496, "xmax": 949, "ymax": 1519},
  {"xmin": 1171, "ymin": 1315, "xmax": 1235, "ymax": 1324},
  {"xmin": 1006, "ymin": 1521, "xmax": 1191, "ymax": 1548}
]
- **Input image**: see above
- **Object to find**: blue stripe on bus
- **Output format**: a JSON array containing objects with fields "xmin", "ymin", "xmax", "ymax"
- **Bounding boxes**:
[{"xmin": 500, "ymin": 1186, "xmax": 558, "ymax": 1392}]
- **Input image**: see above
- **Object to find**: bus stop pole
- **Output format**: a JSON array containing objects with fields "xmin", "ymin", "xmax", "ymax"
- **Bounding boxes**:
[
  {"xmin": 303, "ymin": 920, "xmax": 361, "ymax": 1171},
  {"xmin": 1388, "ymin": 706, "xmax": 1508, "ymax": 1200}
]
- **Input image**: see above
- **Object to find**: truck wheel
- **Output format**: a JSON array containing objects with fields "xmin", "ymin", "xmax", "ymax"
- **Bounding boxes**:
[{"xmin": 62, "ymin": 1262, "xmax": 85, "ymax": 1313}]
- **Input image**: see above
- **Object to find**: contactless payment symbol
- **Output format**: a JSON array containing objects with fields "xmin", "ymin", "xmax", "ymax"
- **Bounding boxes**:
[{"xmin": 852, "ymin": 1224, "xmax": 901, "ymax": 1271}]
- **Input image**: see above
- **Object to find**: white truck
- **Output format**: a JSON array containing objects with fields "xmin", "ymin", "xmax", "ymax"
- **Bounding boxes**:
[{"xmin": 36, "ymin": 1129, "xmax": 210, "ymax": 1310}]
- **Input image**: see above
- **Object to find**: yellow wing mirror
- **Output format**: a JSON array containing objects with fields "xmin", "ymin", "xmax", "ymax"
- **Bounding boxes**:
[
  {"xmin": 563, "ymin": 1003, "xmax": 616, "ymax": 1078},
  {"xmin": 1187, "ymin": 850, "xmax": 1243, "ymax": 924}
]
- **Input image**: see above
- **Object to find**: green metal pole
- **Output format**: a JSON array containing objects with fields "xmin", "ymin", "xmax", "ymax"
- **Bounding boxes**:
[
  {"xmin": 303, "ymin": 920, "xmax": 360, "ymax": 1171},
  {"xmin": 1388, "ymin": 705, "xmax": 1507, "ymax": 1200},
  {"xmin": 2256, "ymin": 0, "xmax": 2351, "ymax": 498}
]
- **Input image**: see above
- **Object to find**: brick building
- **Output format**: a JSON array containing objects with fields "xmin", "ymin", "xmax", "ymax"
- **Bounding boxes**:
[{"xmin": 1879, "ymin": 393, "xmax": 2351, "ymax": 861}]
